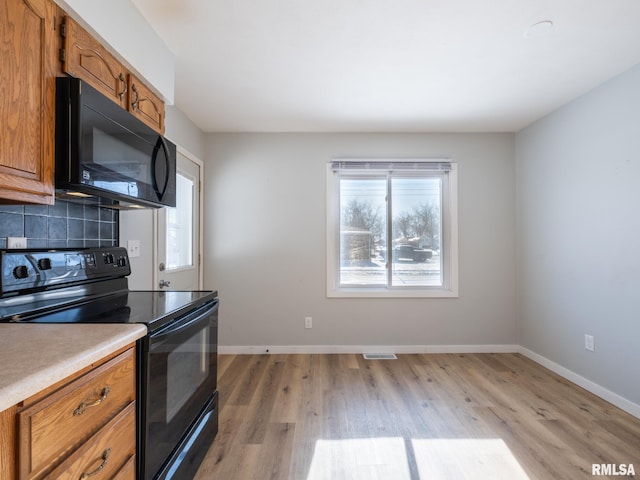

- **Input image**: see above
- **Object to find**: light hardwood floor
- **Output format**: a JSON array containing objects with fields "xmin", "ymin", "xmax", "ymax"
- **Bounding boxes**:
[{"xmin": 195, "ymin": 353, "xmax": 640, "ymax": 479}]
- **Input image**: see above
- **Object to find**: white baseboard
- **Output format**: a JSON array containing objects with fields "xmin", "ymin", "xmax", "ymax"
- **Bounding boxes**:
[
  {"xmin": 218, "ymin": 344, "xmax": 519, "ymax": 355},
  {"xmin": 518, "ymin": 346, "xmax": 640, "ymax": 419}
]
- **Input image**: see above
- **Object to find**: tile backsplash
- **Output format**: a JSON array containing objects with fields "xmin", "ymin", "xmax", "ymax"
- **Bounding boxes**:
[{"xmin": 0, "ymin": 200, "xmax": 118, "ymax": 250}]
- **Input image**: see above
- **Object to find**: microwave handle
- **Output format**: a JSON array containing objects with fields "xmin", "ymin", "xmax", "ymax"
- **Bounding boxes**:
[{"xmin": 152, "ymin": 137, "xmax": 171, "ymax": 201}]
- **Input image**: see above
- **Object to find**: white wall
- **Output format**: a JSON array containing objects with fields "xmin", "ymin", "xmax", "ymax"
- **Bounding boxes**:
[
  {"xmin": 164, "ymin": 106, "xmax": 206, "ymax": 161},
  {"xmin": 204, "ymin": 133, "xmax": 517, "ymax": 350},
  {"xmin": 516, "ymin": 64, "xmax": 640, "ymax": 406}
]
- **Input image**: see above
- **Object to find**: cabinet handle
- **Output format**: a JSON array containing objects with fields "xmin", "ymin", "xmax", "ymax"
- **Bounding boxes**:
[
  {"xmin": 118, "ymin": 73, "xmax": 128, "ymax": 101},
  {"xmin": 73, "ymin": 387, "xmax": 110, "ymax": 416},
  {"xmin": 79, "ymin": 448, "xmax": 111, "ymax": 479},
  {"xmin": 130, "ymin": 84, "xmax": 139, "ymax": 110}
]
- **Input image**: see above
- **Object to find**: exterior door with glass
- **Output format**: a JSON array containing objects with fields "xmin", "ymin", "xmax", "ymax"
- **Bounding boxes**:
[{"xmin": 156, "ymin": 150, "xmax": 202, "ymax": 290}]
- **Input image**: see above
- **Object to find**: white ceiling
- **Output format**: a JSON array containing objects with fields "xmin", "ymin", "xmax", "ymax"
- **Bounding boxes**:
[{"xmin": 130, "ymin": 0, "xmax": 640, "ymax": 133}]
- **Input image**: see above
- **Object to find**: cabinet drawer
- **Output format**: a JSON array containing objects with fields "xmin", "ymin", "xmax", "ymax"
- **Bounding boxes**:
[
  {"xmin": 111, "ymin": 455, "xmax": 136, "ymax": 480},
  {"xmin": 44, "ymin": 402, "xmax": 135, "ymax": 480},
  {"xmin": 18, "ymin": 349, "xmax": 135, "ymax": 479}
]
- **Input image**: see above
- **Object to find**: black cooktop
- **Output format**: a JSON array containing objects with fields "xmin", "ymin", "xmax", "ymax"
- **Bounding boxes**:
[{"xmin": 6, "ymin": 289, "xmax": 215, "ymax": 329}]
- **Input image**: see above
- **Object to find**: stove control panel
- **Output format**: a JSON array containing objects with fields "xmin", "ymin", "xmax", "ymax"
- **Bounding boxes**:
[{"xmin": 0, "ymin": 247, "xmax": 131, "ymax": 296}]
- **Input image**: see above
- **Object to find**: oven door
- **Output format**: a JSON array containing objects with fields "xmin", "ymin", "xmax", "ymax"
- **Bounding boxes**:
[{"xmin": 139, "ymin": 299, "xmax": 218, "ymax": 480}]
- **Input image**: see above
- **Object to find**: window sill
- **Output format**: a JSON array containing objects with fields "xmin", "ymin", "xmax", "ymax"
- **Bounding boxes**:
[{"xmin": 327, "ymin": 287, "xmax": 459, "ymax": 299}]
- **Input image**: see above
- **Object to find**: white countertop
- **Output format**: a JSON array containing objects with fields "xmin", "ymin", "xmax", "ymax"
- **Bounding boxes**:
[{"xmin": 0, "ymin": 324, "xmax": 147, "ymax": 412}]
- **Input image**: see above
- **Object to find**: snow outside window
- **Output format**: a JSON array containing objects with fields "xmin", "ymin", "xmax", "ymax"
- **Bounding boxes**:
[{"xmin": 327, "ymin": 160, "xmax": 458, "ymax": 298}]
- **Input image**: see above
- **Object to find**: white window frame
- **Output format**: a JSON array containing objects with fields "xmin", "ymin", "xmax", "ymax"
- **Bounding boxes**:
[{"xmin": 327, "ymin": 159, "xmax": 459, "ymax": 298}]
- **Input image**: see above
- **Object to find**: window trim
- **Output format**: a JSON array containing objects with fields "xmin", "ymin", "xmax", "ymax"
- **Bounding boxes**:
[{"xmin": 326, "ymin": 159, "xmax": 459, "ymax": 298}]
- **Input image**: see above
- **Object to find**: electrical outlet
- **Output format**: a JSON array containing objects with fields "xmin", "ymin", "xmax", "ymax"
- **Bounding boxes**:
[
  {"xmin": 305, "ymin": 317, "xmax": 312, "ymax": 329},
  {"xmin": 127, "ymin": 240, "xmax": 141, "ymax": 258},
  {"xmin": 7, "ymin": 237, "xmax": 27, "ymax": 249},
  {"xmin": 585, "ymin": 334, "xmax": 595, "ymax": 352}
]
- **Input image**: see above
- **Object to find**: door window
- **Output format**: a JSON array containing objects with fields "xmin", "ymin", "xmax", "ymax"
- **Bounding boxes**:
[{"xmin": 166, "ymin": 172, "xmax": 194, "ymax": 270}]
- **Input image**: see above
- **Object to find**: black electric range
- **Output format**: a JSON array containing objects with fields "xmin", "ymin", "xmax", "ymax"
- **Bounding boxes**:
[
  {"xmin": 0, "ymin": 247, "xmax": 219, "ymax": 480},
  {"xmin": 0, "ymin": 247, "xmax": 216, "ymax": 331}
]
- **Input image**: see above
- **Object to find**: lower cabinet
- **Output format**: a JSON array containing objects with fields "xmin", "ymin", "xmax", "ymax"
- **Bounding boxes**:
[{"xmin": 0, "ymin": 345, "xmax": 137, "ymax": 480}]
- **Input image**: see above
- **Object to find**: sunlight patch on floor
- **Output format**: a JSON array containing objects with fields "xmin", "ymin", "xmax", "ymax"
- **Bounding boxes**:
[
  {"xmin": 307, "ymin": 437, "xmax": 529, "ymax": 480},
  {"xmin": 307, "ymin": 437, "xmax": 410, "ymax": 480},
  {"xmin": 412, "ymin": 438, "xmax": 530, "ymax": 479}
]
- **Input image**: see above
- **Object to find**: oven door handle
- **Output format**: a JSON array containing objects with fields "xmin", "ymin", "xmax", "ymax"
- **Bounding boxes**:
[{"xmin": 151, "ymin": 301, "xmax": 218, "ymax": 340}]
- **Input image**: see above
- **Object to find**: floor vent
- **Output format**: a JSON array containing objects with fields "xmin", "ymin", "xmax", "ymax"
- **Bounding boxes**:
[{"xmin": 363, "ymin": 353, "xmax": 398, "ymax": 360}]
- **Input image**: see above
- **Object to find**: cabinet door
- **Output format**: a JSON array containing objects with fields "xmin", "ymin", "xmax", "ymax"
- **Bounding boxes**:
[
  {"xmin": 0, "ymin": 405, "xmax": 18, "ymax": 479},
  {"xmin": 129, "ymin": 74, "xmax": 165, "ymax": 134},
  {"xmin": 0, "ymin": 0, "xmax": 56, "ymax": 205},
  {"xmin": 62, "ymin": 16, "xmax": 128, "ymax": 108}
]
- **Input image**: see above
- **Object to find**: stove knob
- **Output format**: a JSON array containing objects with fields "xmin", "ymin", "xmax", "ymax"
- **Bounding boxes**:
[
  {"xmin": 118, "ymin": 257, "xmax": 127, "ymax": 267},
  {"xmin": 38, "ymin": 258, "xmax": 52, "ymax": 270},
  {"xmin": 13, "ymin": 265, "xmax": 29, "ymax": 279}
]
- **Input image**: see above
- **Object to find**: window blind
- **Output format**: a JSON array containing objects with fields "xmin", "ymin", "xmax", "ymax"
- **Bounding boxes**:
[{"xmin": 330, "ymin": 160, "xmax": 452, "ymax": 172}]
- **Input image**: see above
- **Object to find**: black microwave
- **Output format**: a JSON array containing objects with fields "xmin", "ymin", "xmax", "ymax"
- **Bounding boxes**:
[{"xmin": 55, "ymin": 77, "xmax": 176, "ymax": 208}]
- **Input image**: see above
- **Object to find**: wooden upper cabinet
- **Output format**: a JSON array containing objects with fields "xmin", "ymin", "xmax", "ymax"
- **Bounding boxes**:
[
  {"xmin": 61, "ymin": 16, "xmax": 128, "ymax": 109},
  {"xmin": 129, "ymin": 74, "xmax": 165, "ymax": 134},
  {"xmin": 0, "ymin": 0, "xmax": 56, "ymax": 205},
  {"xmin": 61, "ymin": 16, "xmax": 165, "ymax": 134}
]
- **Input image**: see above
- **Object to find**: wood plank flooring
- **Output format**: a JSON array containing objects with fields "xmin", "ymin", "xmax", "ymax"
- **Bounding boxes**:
[{"xmin": 195, "ymin": 353, "xmax": 640, "ymax": 479}]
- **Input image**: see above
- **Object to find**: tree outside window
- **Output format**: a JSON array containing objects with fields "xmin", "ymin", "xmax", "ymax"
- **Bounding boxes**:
[{"xmin": 328, "ymin": 161, "xmax": 458, "ymax": 298}]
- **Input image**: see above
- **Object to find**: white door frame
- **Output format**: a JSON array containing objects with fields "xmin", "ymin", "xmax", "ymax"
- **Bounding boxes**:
[{"xmin": 152, "ymin": 145, "xmax": 204, "ymax": 290}]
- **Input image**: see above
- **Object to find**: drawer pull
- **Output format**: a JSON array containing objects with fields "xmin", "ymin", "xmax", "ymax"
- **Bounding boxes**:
[
  {"xmin": 79, "ymin": 448, "xmax": 111, "ymax": 479},
  {"xmin": 73, "ymin": 387, "xmax": 111, "ymax": 416}
]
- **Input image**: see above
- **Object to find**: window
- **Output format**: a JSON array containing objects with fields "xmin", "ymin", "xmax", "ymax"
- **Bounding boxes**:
[
  {"xmin": 166, "ymin": 172, "xmax": 194, "ymax": 269},
  {"xmin": 327, "ymin": 160, "xmax": 458, "ymax": 297}
]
